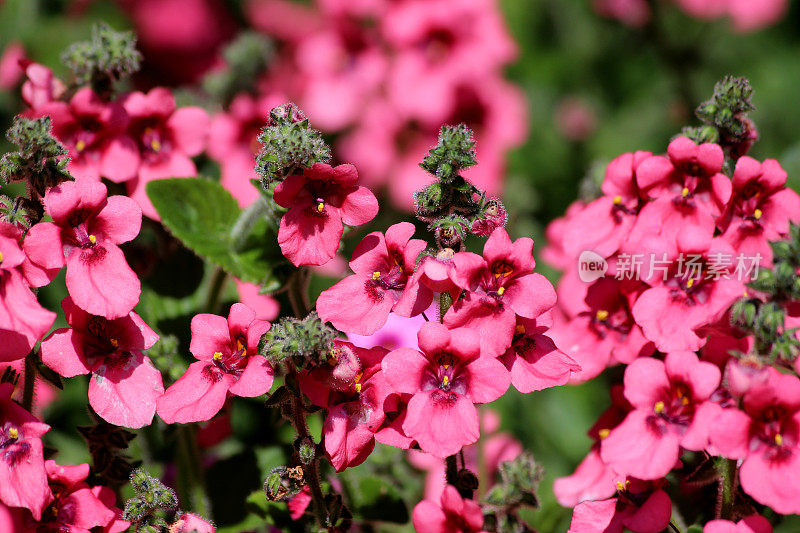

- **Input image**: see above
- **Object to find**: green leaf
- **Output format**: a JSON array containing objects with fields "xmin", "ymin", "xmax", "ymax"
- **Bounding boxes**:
[
  {"xmin": 146, "ymin": 178, "xmax": 282, "ymax": 285},
  {"xmin": 348, "ymin": 476, "xmax": 408, "ymax": 523}
]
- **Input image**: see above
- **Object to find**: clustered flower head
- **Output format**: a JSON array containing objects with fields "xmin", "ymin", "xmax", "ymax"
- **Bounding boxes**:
[{"xmin": 545, "ymin": 80, "xmax": 800, "ymax": 531}]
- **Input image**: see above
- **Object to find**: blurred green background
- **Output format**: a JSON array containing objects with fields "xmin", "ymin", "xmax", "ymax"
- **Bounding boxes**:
[{"xmin": 2, "ymin": 0, "xmax": 800, "ymax": 531}]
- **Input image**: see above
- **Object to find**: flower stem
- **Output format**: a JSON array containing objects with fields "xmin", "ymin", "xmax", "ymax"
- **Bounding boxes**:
[
  {"xmin": 286, "ymin": 365, "xmax": 328, "ymax": 528},
  {"xmin": 718, "ymin": 457, "xmax": 738, "ymax": 519},
  {"xmin": 288, "ymin": 267, "xmax": 311, "ymax": 318},
  {"xmin": 22, "ymin": 350, "xmax": 37, "ymax": 412},
  {"xmin": 175, "ymin": 424, "xmax": 211, "ymax": 518},
  {"xmin": 230, "ymin": 197, "xmax": 273, "ymax": 252},
  {"xmin": 204, "ymin": 267, "xmax": 228, "ymax": 314},
  {"xmin": 445, "ymin": 454, "xmax": 458, "ymax": 485}
]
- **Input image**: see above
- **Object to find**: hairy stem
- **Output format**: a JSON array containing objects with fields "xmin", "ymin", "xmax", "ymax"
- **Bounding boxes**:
[
  {"xmin": 22, "ymin": 350, "xmax": 37, "ymax": 412},
  {"xmin": 718, "ymin": 457, "xmax": 738, "ymax": 519},
  {"xmin": 204, "ymin": 267, "xmax": 228, "ymax": 315},
  {"xmin": 230, "ymin": 197, "xmax": 272, "ymax": 252}
]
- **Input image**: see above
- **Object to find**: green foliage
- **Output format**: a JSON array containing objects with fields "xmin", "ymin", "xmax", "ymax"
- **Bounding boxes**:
[
  {"xmin": 146, "ymin": 178, "xmax": 284, "ymax": 286},
  {"xmin": 123, "ymin": 468, "xmax": 178, "ymax": 530},
  {"xmin": 254, "ymin": 104, "xmax": 331, "ymax": 187},
  {"xmin": 0, "ymin": 116, "xmax": 71, "ymax": 199},
  {"xmin": 203, "ymin": 31, "xmax": 273, "ymax": 106},
  {"xmin": 61, "ymin": 22, "xmax": 141, "ymax": 96}
]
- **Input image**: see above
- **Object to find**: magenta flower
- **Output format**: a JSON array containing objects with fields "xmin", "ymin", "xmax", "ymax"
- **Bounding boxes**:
[
  {"xmin": 20, "ymin": 62, "xmax": 65, "ymax": 109},
  {"xmin": 40, "ymin": 297, "xmax": 163, "ymax": 428},
  {"xmin": 0, "ymin": 221, "xmax": 56, "ymax": 362},
  {"xmin": 12, "ymin": 461, "xmax": 118, "ymax": 532},
  {"xmin": 316, "ymin": 222, "xmax": 432, "ymax": 335},
  {"xmin": 628, "ymin": 137, "xmax": 731, "ymax": 249},
  {"xmin": 411, "ymin": 485, "xmax": 486, "ymax": 533},
  {"xmin": 170, "ymin": 512, "xmax": 216, "ymax": 533},
  {"xmin": 24, "ymin": 179, "xmax": 142, "ymax": 319},
  {"xmin": 704, "ymin": 515, "xmax": 772, "ymax": 533},
  {"xmin": 500, "ymin": 313, "xmax": 581, "ymax": 393},
  {"xmin": 719, "ymin": 156, "xmax": 800, "ymax": 262},
  {"xmin": 382, "ymin": 322, "xmax": 509, "ymax": 457},
  {"xmin": 567, "ymin": 478, "xmax": 671, "ymax": 533},
  {"xmin": 444, "ymin": 228, "xmax": 556, "ymax": 357},
  {"xmin": 600, "ymin": 351, "xmax": 721, "ymax": 480},
  {"xmin": 709, "ymin": 368, "xmax": 800, "ymax": 514},
  {"xmin": 274, "ymin": 162, "xmax": 379, "ymax": 267},
  {"xmin": 299, "ymin": 341, "xmax": 391, "ymax": 471},
  {"xmin": 0, "ymin": 383, "xmax": 51, "ymax": 520},
  {"xmin": 157, "ymin": 303, "xmax": 272, "ymax": 424},
  {"xmin": 121, "ymin": 87, "xmax": 209, "ymax": 219},
  {"xmin": 29, "ymin": 87, "xmax": 140, "ymax": 182}
]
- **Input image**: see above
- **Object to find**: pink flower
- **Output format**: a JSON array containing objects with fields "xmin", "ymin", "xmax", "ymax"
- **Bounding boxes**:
[
  {"xmin": 121, "ymin": 87, "xmax": 209, "ymax": 219},
  {"xmin": 20, "ymin": 62, "xmax": 65, "ymax": 108},
  {"xmin": 549, "ymin": 278, "xmax": 653, "ymax": 383},
  {"xmin": 300, "ymin": 341, "xmax": 390, "ymax": 471},
  {"xmin": 157, "ymin": 303, "xmax": 273, "ymax": 424},
  {"xmin": 40, "ymin": 297, "xmax": 163, "ymax": 428},
  {"xmin": 316, "ymin": 222, "xmax": 432, "ymax": 335},
  {"xmin": 709, "ymin": 368, "xmax": 800, "ymax": 514},
  {"xmin": 704, "ymin": 515, "xmax": 773, "ymax": 533},
  {"xmin": 412, "ymin": 485, "xmax": 486, "ymax": 533},
  {"xmin": 13, "ymin": 461, "xmax": 118, "ymax": 531},
  {"xmin": 0, "ymin": 42, "xmax": 25, "ymax": 90},
  {"xmin": 0, "ymin": 222, "xmax": 56, "ymax": 362},
  {"xmin": 234, "ymin": 279, "xmax": 280, "ymax": 322},
  {"xmin": 728, "ymin": 0, "xmax": 787, "ymax": 32},
  {"xmin": 382, "ymin": 322, "xmax": 509, "ymax": 457},
  {"xmin": 600, "ymin": 352, "xmax": 721, "ymax": 480},
  {"xmin": 28, "ymin": 87, "xmax": 140, "ymax": 183},
  {"xmin": 347, "ymin": 310, "xmax": 428, "ymax": 351},
  {"xmin": 469, "ymin": 198, "xmax": 508, "ymax": 237},
  {"xmin": 567, "ymin": 478, "xmax": 671, "ymax": 533},
  {"xmin": 630, "ymin": 237, "xmax": 745, "ymax": 352},
  {"xmin": 593, "ymin": 0, "xmax": 650, "ymax": 27},
  {"xmin": 444, "ymin": 228, "xmax": 556, "ymax": 357},
  {"xmin": 24, "ymin": 179, "xmax": 142, "ymax": 319},
  {"xmin": 208, "ymin": 92, "xmax": 288, "ymax": 207},
  {"xmin": 0, "ymin": 383, "xmax": 51, "ymax": 520},
  {"xmin": 719, "ymin": 156, "xmax": 800, "ymax": 263},
  {"xmin": 501, "ymin": 313, "xmax": 581, "ymax": 393},
  {"xmin": 628, "ymin": 137, "xmax": 731, "ymax": 249},
  {"xmin": 274, "ymin": 162, "xmax": 379, "ymax": 267},
  {"xmin": 170, "ymin": 512, "xmax": 216, "ymax": 532}
]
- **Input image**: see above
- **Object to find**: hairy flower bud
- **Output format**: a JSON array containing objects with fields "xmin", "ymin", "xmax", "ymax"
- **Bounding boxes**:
[
  {"xmin": 419, "ymin": 124, "xmax": 477, "ymax": 182},
  {"xmin": 259, "ymin": 312, "xmax": 337, "ymax": 369},
  {"xmin": 203, "ymin": 31, "xmax": 273, "ymax": 106}
]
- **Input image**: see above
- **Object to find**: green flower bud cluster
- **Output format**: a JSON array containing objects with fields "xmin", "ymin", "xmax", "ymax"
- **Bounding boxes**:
[
  {"xmin": 0, "ymin": 195, "xmax": 31, "ymax": 230},
  {"xmin": 123, "ymin": 469, "xmax": 179, "ymax": 531},
  {"xmin": 258, "ymin": 312, "xmax": 337, "ymax": 369},
  {"xmin": 62, "ymin": 22, "xmax": 142, "ymax": 98},
  {"xmin": 264, "ymin": 465, "xmax": 306, "ymax": 502},
  {"xmin": 77, "ymin": 408, "xmax": 139, "ymax": 487},
  {"xmin": 0, "ymin": 116, "xmax": 72, "ymax": 205},
  {"xmin": 203, "ymin": 32, "xmax": 273, "ymax": 106},
  {"xmin": 483, "ymin": 452, "xmax": 544, "ymax": 532},
  {"xmin": 255, "ymin": 104, "xmax": 331, "ymax": 188}
]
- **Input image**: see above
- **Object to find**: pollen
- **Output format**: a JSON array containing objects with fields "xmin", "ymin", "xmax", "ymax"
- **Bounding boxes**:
[
  {"xmin": 497, "ymin": 286, "xmax": 505, "ymax": 296},
  {"xmin": 596, "ymin": 309, "xmax": 609, "ymax": 321},
  {"xmin": 775, "ymin": 433, "xmax": 783, "ymax": 446},
  {"xmin": 515, "ymin": 324, "xmax": 526, "ymax": 335},
  {"xmin": 213, "ymin": 351, "xmax": 223, "ymax": 361},
  {"xmin": 598, "ymin": 428, "xmax": 610, "ymax": 439},
  {"xmin": 354, "ymin": 383, "xmax": 362, "ymax": 393},
  {"xmin": 0, "ymin": 252, "xmax": 4, "ymax": 263},
  {"xmin": 681, "ymin": 396, "xmax": 690, "ymax": 406},
  {"xmin": 8, "ymin": 427, "xmax": 18, "ymax": 439},
  {"xmin": 616, "ymin": 480, "xmax": 629, "ymax": 492},
  {"xmin": 109, "ymin": 338, "xmax": 119, "ymax": 348},
  {"xmin": 88, "ymin": 234, "xmax": 97, "ymax": 245},
  {"xmin": 442, "ymin": 375, "xmax": 450, "ymax": 386},
  {"xmin": 686, "ymin": 278, "xmax": 695, "ymax": 289},
  {"xmin": 317, "ymin": 202, "xmax": 325, "ymax": 213},
  {"xmin": 75, "ymin": 139, "xmax": 86, "ymax": 152},
  {"xmin": 613, "ymin": 196, "xmax": 622, "ymax": 205},
  {"xmin": 681, "ymin": 187, "xmax": 690, "ymax": 198},
  {"xmin": 372, "ymin": 271, "xmax": 381, "ymax": 280},
  {"xmin": 151, "ymin": 138, "xmax": 161, "ymax": 152},
  {"xmin": 237, "ymin": 338, "xmax": 247, "ymax": 357},
  {"xmin": 754, "ymin": 209, "xmax": 762, "ymax": 220},
  {"xmin": 654, "ymin": 401, "xmax": 665, "ymax": 414}
]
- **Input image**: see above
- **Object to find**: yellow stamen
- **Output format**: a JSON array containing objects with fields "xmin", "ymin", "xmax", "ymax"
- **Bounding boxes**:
[
  {"xmin": 497, "ymin": 286, "xmax": 505, "ymax": 296},
  {"xmin": 515, "ymin": 324, "xmax": 526, "ymax": 335},
  {"xmin": 616, "ymin": 481, "xmax": 625, "ymax": 492},
  {"xmin": 775, "ymin": 434, "xmax": 783, "ymax": 446},
  {"xmin": 613, "ymin": 196, "xmax": 622, "ymax": 205},
  {"xmin": 75, "ymin": 139, "xmax": 86, "ymax": 152},
  {"xmin": 686, "ymin": 278, "xmax": 695, "ymax": 289},
  {"xmin": 213, "ymin": 352, "xmax": 223, "ymax": 361},
  {"xmin": 151, "ymin": 139, "xmax": 161, "ymax": 152},
  {"xmin": 109, "ymin": 338, "xmax": 119, "ymax": 349},
  {"xmin": 598, "ymin": 428, "xmax": 610, "ymax": 439},
  {"xmin": 754, "ymin": 209, "xmax": 762, "ymax": 220},
  {"xmin": 681, "ymin": 187, "xmax": 690, "ymax": 198},
  {"xmin": 743, "ymin": 290, "xmax": 749, "ymax": 297},
  {"xmin": 681, "ymin": 396, "xmax": 690, "ymax": 406},
  {"xmin": 442, "ymin": 376, "xmax": 450, "ymax": 386},
  {"xmin": 654, "ymin": 401, "xmax": 665, "ymax": 414},
  {"xmin": 8, "ymin": 428, "xmax": 18, "ymax": 439},
  {"xmin": 596, "ymin": 309, "xmax": 609, "ymax": 321},
  {"xmin": 372, "ymin": 271, "xmax": 381, "ymax": 280},
  {"xmin": 0, "ymin": 252, "xmax": 4, "ymax": 263},
  {"xmin": 317, "ymin": 202, "xmax": 324, "ymax": 213},
  {"xmin": 237, "ymin": 338, "xmax": 247, "ymax": 357},
  {"xmin": 354, "ymin": 383, "xmax": 362, "ymax": 393},
  {"xmin": 88, "ymin": 234, "xmax": 97, "ymax": 245}
]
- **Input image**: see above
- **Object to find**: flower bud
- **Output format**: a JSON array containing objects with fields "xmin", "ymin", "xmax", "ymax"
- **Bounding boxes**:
[{"xmin": 470, "ymin": 198, "xmax": 508, "ymax": 237}]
